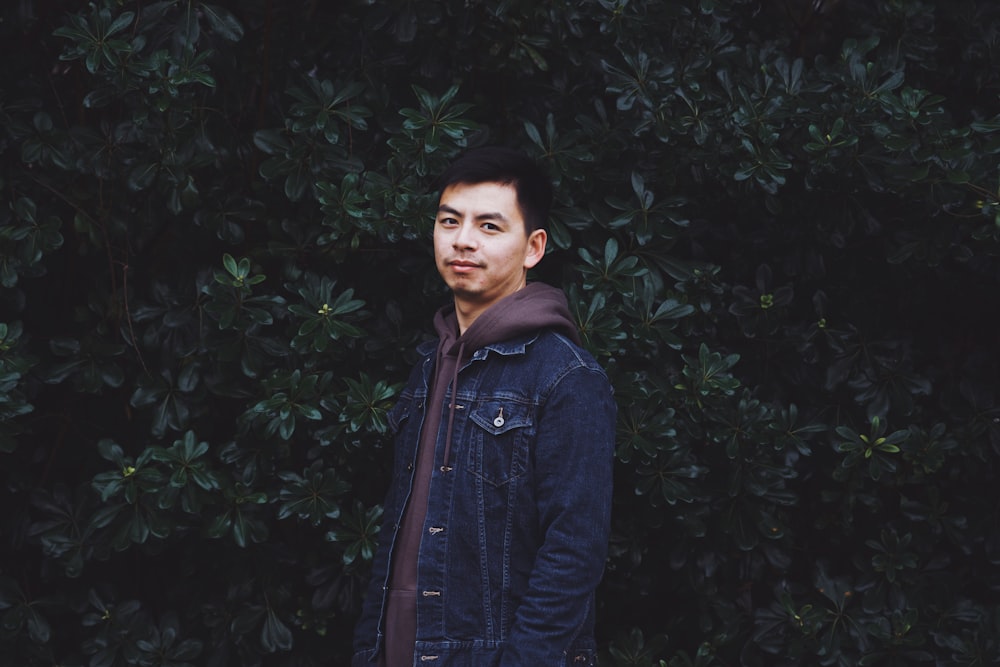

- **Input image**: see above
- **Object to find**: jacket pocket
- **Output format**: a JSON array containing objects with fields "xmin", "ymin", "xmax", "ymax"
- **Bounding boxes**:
[
  {"xmin": 387, "ymin": 394, "xmax": 414, "ymax": 435},
  {"xmin": 388, "ymin": 393, "xmax": 422, "ymax": 481},
  {"xmin": 466, "ymin": 399, "xmax": 532, "ymax": 486}
]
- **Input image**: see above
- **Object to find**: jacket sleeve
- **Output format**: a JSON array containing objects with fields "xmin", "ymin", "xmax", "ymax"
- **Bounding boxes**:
[
  {"xmin": 351, "ymin": 459, "xmax": 396, "ymax": 664},
  {"xmin": 352, "ymin": 368, "xmax": 424, "ymax": 664},
  {"xmin": 500, "ymin": 364, "xmax": 617, "ymax": 667}
]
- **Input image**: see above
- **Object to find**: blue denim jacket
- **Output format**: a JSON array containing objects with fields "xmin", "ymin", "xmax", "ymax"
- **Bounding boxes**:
[{"xmin": 352, "ymin": 330, "xmax": 616, "ymax": 667}]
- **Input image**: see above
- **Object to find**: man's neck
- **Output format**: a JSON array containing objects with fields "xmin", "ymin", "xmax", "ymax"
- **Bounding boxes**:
[{"xmin": 453, "ymin": 301, "xmax": 482, "ymax": 336}]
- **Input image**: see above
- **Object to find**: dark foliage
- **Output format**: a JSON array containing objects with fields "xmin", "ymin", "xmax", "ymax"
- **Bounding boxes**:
[{"xmin": 2, "ymin": 1, "xmax": 999, "ymax": 665}]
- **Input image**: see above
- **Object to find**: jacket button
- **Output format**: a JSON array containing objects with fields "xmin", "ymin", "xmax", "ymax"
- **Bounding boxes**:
[{"xmin": 406, "ymin": 463, "xmax": 413, "ymax": 471}]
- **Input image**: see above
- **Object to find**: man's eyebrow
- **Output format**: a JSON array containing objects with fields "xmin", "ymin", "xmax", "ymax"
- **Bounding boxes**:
[{"xmin": 436, "ymin": 204, "xmax": 509, "ymax": 223}]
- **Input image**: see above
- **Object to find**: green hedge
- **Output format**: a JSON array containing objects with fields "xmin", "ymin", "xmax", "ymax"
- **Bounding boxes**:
[{"xmin": 2, "ymin": 1, "xmax": 999, "ymax": 665}]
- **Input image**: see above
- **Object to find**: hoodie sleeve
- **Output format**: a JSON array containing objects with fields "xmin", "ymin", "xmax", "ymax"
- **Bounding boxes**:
[{"xmin": 500, "ymin": 362, "xmax": 616, "ymax": 667}]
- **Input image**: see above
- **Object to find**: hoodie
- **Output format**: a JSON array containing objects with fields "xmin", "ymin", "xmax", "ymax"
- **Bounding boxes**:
[{"xmin": 379, "ymin": 282, "xmax": 580, "ymax": 667}]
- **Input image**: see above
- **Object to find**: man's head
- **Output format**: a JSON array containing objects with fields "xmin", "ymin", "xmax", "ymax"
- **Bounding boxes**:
[
  {"xmin": 435, "ymin": 147, "xmax": 552, "ymax": 234},
  {"xmin": 433, "ymin": 147, "xmax": 552, "ymax": 332}
]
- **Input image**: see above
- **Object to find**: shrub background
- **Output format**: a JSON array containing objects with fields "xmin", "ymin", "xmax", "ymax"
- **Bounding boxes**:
[{"xmin": 2, "ymin": 1, "xmax": 999, "ymax": 665}]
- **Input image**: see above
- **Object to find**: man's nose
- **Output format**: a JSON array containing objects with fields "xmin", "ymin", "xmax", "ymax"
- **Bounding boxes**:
[{"xmin": 453, "ymin": 221, "xmax": 477, "ymax": 249}]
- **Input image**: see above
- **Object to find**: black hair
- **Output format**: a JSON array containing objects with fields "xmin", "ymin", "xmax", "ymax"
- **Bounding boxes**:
[{"xmin": 435, "ymin": 147, "xmax": 553, "ymax": 233}]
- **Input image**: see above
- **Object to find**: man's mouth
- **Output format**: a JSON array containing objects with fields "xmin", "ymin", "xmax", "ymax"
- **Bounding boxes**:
[{"xmin": 449, "ymin": 260, "xmax": 481, "ymax": 272}]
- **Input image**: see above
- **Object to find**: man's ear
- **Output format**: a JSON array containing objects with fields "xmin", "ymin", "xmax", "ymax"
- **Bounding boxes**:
[{"xmin": 523, "ymin": 228, "xmax": 547, "ymax": 270}]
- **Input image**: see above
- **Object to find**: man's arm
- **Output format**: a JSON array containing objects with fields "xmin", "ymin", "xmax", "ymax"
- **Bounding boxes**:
[{"xmin": 501, "ymin": 364, "xmax": 617, "ymax": 666}]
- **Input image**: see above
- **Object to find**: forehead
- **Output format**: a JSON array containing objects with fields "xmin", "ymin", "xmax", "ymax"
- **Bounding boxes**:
[{"xmin": 438, "ymin": 181, "xmax": 522, "ymax": 216}]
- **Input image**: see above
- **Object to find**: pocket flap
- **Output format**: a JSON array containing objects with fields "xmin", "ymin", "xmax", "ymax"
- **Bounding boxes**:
[
  {"xmin": 387, "ymin": 396, "xmax": 415, "ymax": 434},
  {"xmin": 470, "ymin": 400, "xmax": 532, "ymax": 436}
]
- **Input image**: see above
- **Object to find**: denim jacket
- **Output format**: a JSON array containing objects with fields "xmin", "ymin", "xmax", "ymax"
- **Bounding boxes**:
[{"xmin": 352, "ymin": 329, "xmax": 616, "ymax": 667}]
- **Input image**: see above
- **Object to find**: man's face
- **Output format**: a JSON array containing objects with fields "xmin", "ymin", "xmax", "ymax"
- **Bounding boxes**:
[{"xmin": 434, "ymin": 181, "xmax": 547, "ymax": 322}]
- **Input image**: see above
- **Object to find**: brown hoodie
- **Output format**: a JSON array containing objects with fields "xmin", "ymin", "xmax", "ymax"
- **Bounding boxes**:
[{"xmin": 379, "ymin": 282, "xmax": 580, "ymax": 667}]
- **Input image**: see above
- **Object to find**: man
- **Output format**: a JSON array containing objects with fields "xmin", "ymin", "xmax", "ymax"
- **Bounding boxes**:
[{"xmin": 352, "ymin": 147, "xmax": 616, "ymax": 667}]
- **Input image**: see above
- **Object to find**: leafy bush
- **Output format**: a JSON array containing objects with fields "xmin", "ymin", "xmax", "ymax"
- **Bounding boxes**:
[{"xmin": 2, "ymin": 1, "xmax": 999, "ymax": 665}]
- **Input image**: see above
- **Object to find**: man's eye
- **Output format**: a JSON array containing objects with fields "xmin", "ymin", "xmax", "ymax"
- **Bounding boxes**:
[
  {"xmin": 439, "ymin": 217, "xmax": 458, "ymax": 226},
  {"xmin": 482, "ymin": 222, "xmax": 499, "ymax": 231}
]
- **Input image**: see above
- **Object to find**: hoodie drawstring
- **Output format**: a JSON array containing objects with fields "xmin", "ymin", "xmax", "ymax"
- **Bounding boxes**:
[{"xmin": 440, "ymin": 340, "xmax": 464, "ymax": 472}]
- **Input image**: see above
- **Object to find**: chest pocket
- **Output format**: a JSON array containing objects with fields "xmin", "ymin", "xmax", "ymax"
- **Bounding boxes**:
[{"xmin": 466, "ymin": 399, "xmax": 533, "ymax": 487}]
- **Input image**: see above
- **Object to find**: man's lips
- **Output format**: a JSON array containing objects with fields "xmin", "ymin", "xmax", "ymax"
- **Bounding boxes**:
[{"xmin": 448, "ymin": 260, "xmax": 481, "ymax": 273}]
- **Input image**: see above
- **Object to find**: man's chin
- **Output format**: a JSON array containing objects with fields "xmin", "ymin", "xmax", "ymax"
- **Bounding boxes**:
[{"xmin": 449, "ymin": 286, "xmax": 484, "ymax": 301}]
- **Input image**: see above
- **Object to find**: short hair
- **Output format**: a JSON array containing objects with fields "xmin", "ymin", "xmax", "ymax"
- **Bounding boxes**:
[{"xmin": 435, "ymin": 147, "xmax": 553, "ymax": 233}]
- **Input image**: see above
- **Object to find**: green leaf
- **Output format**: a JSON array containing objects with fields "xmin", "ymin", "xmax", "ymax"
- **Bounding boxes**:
[
  {"xmin": 261, "ymin": 608, "xmax": 293, "ymax": 652},
  {"xmin": 200, "ymin": 3, "xmax": 244, "ymax": 41},
  {"xmin": 106, "ymin": 11, "xmax": 136, "ymax": 38}
]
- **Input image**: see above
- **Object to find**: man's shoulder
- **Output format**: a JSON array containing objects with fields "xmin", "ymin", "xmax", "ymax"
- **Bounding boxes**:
[{"xmin": 533, "ymin": 328, "xmax": 597, "ymax": 359}]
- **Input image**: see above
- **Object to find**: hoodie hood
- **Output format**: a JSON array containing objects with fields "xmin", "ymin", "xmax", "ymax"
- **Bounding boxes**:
[
  {"xmin": 431, "ymin": 282, "xmax": 581, "ymax": 470},
  {"xmin": 433, "ymin": 281, "xmax": 581, "ymax": 356}
]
